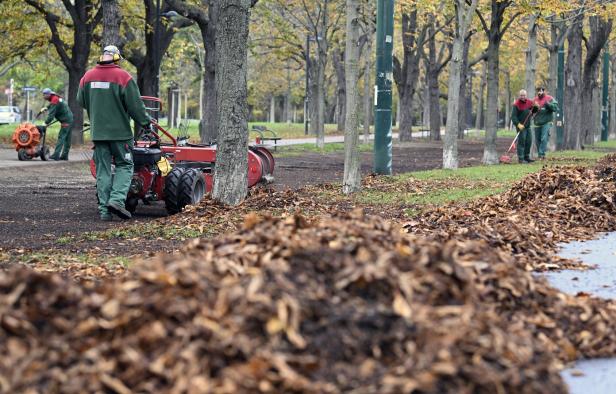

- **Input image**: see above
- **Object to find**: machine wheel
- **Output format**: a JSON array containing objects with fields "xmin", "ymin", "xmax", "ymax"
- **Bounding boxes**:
[
  {"xmin": 40, "ymin": 146, "xmax": 50, "ymax": 161},
  {"xmin": 164, "ymin": 167, "xmax": 186, "ymax": 214},
  {"xmin": 125, "ymin": 197, "xmax": 139, "ymax": 214},
  {"xmin": 17, "ymin": 149, "xmax": 29, "ymax": 161},
  {"xmin": 178, "ymin": 169, "xmax": 206, "ymax": 209}
]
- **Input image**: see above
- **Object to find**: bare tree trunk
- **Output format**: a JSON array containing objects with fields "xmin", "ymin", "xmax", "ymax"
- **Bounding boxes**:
[
  {"xmin": 427, "ymin": 24, "xmax": 441, "ymax": 141},
  {"xmin": 269, "ymin": 95, "xmax": 276, "ymax": 123},
  {"xmin": 284, "ymin": 65, "xmax": 292, "ymax": 123},
  {"xmin": 504, "ymin": 69, "xmax": 511, "ymax": 130},
  {"xmin": 393, "ymin": 10, "xmax": 428, "ymax": 141},
  {"xmin": 475, "ymin": 63, "xmax": 486, "ymax": 130},
  {"xmin": 102, "ymin": 0, "xmax": 121, "ymax": 46},
  {"xmin": 564, "ymin": 19, "xmax": 583, "ymax": 150},
  {"xmin": 443, "ymin": 0, "xmax": 479, "ymax": 169},
  {"xmin": 315, "ymin": 0, "xmax": 329, "ymax": 149},
  {"xmin": 483, "ymin": 35, "xmax": 500, "ymax": 164},
  {"xmin": 212, "ymin": 0, "xmax": 250, "ymax": 205},
  {"xmin": 333, "ymin": 48, "xmax": 346, "ymax": 132},
  {"xmin": 422, "ymin": 84, "xmax": 430, "ymax": 127},
  {"xmin": 525, "ymin": 14, "xmax": 538, "ymax": 157},
  {"xmin": 611, "ymin": 53, "xmax": 616, "ymax": 138},
  {"xmin": 458, "ymin": 34, "xmax": 471, "ymax": 138},
  {"xmin": 363, "ymin": 35, "xmax": 372, "ymax": 143},
  {"xmin": 581, "ymin": 16, "xmax": 612, "ymax": 146},
  {"xmin": 592, "ymin": 82, "xmax": 602, "ymax": 141},
  {"xmin": 343, "ymin": 0, "xmax": 361, "ymax": 194}
]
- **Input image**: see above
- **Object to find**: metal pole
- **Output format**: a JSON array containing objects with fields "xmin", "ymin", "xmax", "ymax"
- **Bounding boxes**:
[
  {"xmin": 556, "ymin": 44, "xmax": 565, "ymax": 149},
  {"xmin": 601, "ymin": 47, "xmax": 610, "ymax": 141},
  {"xmin": 304, "ymin": 36, "xmax": 310, "ymax": 135},
  {"xmin": 26, "ymin": 91, "xmax": 30, "ymax": 122},
  {"xmin": 373, "ymin": 0, "xmax": 394, "ymax": 175}
]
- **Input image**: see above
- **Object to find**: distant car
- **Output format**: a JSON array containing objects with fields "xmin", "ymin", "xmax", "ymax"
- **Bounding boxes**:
[{"xmin": 0, "ymin": 106, "xmax": 22, "ymax": 124}]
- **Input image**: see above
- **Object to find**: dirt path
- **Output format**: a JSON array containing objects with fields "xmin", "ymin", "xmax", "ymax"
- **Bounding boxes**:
[{"xmin": 0, "ymin": 138, "xmax": 510, "ymax": 256}]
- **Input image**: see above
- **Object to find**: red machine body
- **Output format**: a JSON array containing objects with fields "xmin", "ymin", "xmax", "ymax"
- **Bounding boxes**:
[{"xmin": 89, "ymin": 96, "xmax": 275, "ymax": 214}]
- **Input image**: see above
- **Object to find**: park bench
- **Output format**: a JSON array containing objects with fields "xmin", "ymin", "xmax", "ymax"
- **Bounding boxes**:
[{"xmin": 252, "ymin": 125, "xmax": 282, "ymax": 150}]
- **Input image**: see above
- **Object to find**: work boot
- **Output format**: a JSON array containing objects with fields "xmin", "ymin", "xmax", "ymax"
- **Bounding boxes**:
[
  {"xmin": 524, "ymin": 158, "xmax": 535, "ymax": 163},
  {"xmin": 59, "ymin": 157, "xmax": 68, "ymax": 161},
  {"xmin": 49, "ymin": 155, "xmax": 59, "ymax": 160},
  {"xmin": 101, "ymin": 213, "xmax": 113, "ymax": 221},
  {"xmin": 107, "ymin": 202, "xmax": 132, "ymax": 220}
]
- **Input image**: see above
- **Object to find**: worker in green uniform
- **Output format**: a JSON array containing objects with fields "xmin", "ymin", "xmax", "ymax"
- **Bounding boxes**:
[
  {"xmin": 42, "ymin": 88, "xmax": 74, "ymax": 160},
  {"xmin": 511, "ymin": 89, "xmax": 535, "ymax": 164},
  {"xmin": 532, "ymin": 87, "xmax": 559, "ymax": 160},
  {"xmin": 77, "ymin": 45, "xmax": 151, "ymax": 221}
]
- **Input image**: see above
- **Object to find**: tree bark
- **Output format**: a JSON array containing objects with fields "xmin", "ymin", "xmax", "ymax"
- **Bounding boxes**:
[
  {"xmin": 102, "ymin": 0, "xmax": 121, "ymax": 46},
  {"xmin": 342, "ymin": 0, "xmax": 361, "ymax": 194},
  {"xmin": 212, "ymin": 0, "xmax": 251, "ymax": 205},
  {"xmin": 475, "ymin": 63, "xmax": 486, "ymax": 130},
  {"xmin": 269, "ymin": 95, "xmax": 276, "ymax": 123},
  {"xmin": 362, "ymin": 34, "xmax": 372, "ymax": 143},
  {"xmin": 393, "ymin": 10, "xmax": 428, "ymax": 141},
  {"xmin": 581, "ymin": 16, "xmax": 612, "ymax": 146},
  {"xmin": 611, "ymin": 53, "xmax": 616, "ymax": 138},
  {"xmin": 457, "ymin": 34, "xmax": 472, "ymax": 138},
  {"xmin": 504, "ymin": 69, "xmax": 511, "ymax": 130},
  {"xmin": 426, "ymin": 23, "xmax": 441, "ymax": 141},
  {"xmin": 564, "ymin": 18, "xmax": 583, "ymax": 150},
  {"xmin": 524, "ymin": 15, "xmax": 538, "ymax": 98},
  {"xmin": 333, "ymin": 48, "xmax": 346, "ymax": 132},
  {"xmin": 482, "ymin": 0, "xmax": 513, "ymax": 165},
  {"xmin": 443, "ymin": 0, "xmax": 479, "ymax": 169}
]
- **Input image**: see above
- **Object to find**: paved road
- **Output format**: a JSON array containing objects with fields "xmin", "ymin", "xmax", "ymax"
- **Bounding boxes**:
[
  {"xmin": 545, "ymin": 233, "xmax": 616, "ymax": 393},
  {"xmin": 0, "ymin": 147, "xmax": 93, "ymax": 168}
]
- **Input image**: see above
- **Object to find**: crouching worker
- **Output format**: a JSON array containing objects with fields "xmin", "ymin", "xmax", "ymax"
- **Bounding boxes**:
[
  {"xmin": 77, "ymin": 45, "xmax": 151, "ymax": 221},
  {"xmin": 42, "ymin": 88, "xmax": 74, "ymax": 160}
]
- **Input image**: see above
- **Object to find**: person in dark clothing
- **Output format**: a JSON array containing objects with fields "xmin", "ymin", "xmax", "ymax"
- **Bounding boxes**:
[
  {"xmin": 532, "ymin": 87, "xmax": 559, "ymax": 160},
  {"xmin": 511, "ymin": 89, "xmax": 535, "ymax": 164},
  {"xmin": 77, "ymin": 45, "xmax": 151, "ymax": 221},
  {"xmin": 42, "ymin": 88, "xmax": 74, "ymax": 160}
]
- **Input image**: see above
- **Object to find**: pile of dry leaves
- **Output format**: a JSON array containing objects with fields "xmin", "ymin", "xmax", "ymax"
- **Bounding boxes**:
[
  {"xmin": 4, "ymin": 209, "xmax": 616, "ymax": 392},
  {"xmin": 405, "ymin": 154, "xmax": 616, "ymax": 271}
]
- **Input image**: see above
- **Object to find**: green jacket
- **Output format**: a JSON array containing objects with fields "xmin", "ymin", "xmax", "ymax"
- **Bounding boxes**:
[
  {"xmin": 533, "ymin": 95, "xmax": 559, "ymax": 126},
  {"xmin": 45, "ymin": 94, "xmax": 73, "ymax": 125},
  {"xmin": 511, "ymin": 98, "xmax": 533, "ymax": 129},
  {"xmin": 76, "ymin": 64, "xmax": 150, "ymax": 141}
]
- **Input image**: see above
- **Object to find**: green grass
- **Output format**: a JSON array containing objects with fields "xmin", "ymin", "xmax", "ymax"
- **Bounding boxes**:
[
  {"xmin": 466, "ymin": 128, "xmax": 518, "ymax": 139},
  {"xmin": 355, "ymin": 150, "xmax": 610, "ymax": 209},
  {"xmin": 357, "ymin": 185, "xmax": 506, "ymax": 206},
  {"xmin": 12, "ymin": 251, "xmax": 132, "ymax": 269},
  {"xmin": 594, "ymin": 140, "xmax": 616, "ymax": 149},
  {"xmin": 80, "ymin": 223, "xmax": 206, "ymax": 242}
]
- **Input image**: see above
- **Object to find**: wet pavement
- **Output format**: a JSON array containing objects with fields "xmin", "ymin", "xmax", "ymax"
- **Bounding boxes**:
[{"xmin": 544, "ymin": 232, "xmax": 616, "ymax": 393}]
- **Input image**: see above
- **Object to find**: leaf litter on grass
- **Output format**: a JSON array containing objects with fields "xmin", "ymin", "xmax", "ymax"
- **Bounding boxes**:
[{"xmin": 1, "ymin": 155, "xmax": 616, "ymax": 392}]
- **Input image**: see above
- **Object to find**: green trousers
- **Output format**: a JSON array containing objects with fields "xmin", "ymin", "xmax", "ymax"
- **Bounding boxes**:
[
  {"xmin": 516, "ymin": 127, "xmax": 532, "ymax": 161},
  {"xmin": 535, "ymin": 123, "xmax": 552, "ymax": 158},
  {"xmin": 51, "ymin": 124, "xmax": 73, "ymax": 159},
  {"xmin": 93, "ymin": 140, "xmax": 134, "ymax": 216}
]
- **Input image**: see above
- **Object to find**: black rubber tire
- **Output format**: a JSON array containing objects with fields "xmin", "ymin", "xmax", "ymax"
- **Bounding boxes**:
[
  {"xmin": 178, "ymin": 169, "xmax": 206, "ymax": 209},
  {"xmin": 125, "ymin": 197, "xmax": 139, "ymax": 214},
  {"xmin": 164, "ymin": 167, "xmax": 186, "ymax": 214},
  {"xmin": 40, "ymin": 146, "xmax": 50, "ymax": 161},
  {"xmin": 18, "ymin": 149, "xmax": 29, "ymax": 161}
]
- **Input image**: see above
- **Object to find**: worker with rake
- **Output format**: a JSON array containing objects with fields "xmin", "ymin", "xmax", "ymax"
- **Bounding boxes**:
[
  {"xmin": 532, "ymin": 86, "xmax": 559, "ymax": 160},
  {"xmin": 77, "ymin": 45, "xmax": 151, "ymax": 221},
  {"xmin": 511, "ymin": 89, "xmax": 535, "ymax": 164}
]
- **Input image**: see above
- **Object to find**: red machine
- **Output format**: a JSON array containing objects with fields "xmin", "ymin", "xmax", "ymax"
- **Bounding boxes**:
[
  {"xmin": 12, "ymin": 122, "xmax": 50, "ymax": 161},
  {"xmin": 90, "ymin": 96, "xmax": 275, "ymax": 215}
]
